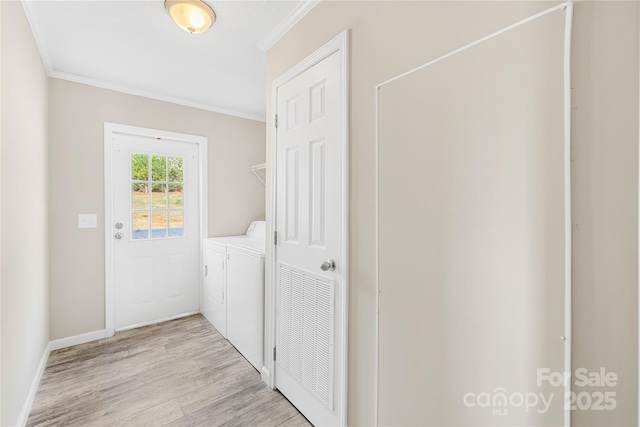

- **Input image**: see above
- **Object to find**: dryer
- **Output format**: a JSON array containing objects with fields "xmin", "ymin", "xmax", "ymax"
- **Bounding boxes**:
[{"xmin": 202, "ymin": 221, "xmax": 265, "ymax": 370}]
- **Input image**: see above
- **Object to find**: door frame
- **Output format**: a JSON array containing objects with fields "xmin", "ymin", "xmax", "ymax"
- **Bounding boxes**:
[
  {"xmin": 265, "ymin": 30, "xmax": 350, "ymax": 426},
  {"xmin": 104, "ymin": 122, "xmax": 208, "ymax": 337}
]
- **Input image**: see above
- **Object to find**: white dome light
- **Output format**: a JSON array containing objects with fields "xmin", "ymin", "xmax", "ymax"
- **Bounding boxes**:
[{"xmin": 164, "ymin": 0, "xmax": 216, "ymax": 35}]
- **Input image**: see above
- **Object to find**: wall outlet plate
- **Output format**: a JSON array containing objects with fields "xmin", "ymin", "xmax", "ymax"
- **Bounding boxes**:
[{"xmin": 78, "ymin": 214, "xmax": 97, "ymax": 229}]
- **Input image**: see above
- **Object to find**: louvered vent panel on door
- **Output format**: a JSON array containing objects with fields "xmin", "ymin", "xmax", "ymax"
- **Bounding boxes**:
[{"xmin": 277, "ymin": 263, "xmax": 335, "ymax": 409}]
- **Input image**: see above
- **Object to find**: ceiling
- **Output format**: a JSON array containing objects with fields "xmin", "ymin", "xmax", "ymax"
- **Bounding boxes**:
[{"xmin": 23, "ymin": 0, "xmax": 313, "ymax": 121}]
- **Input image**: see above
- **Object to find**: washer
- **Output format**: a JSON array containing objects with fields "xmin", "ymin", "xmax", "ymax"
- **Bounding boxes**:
[
  {"xmin": 202, "ymin": 221, "xmax": 265, "ymax": 370},
  {"xmin": 226, "ymin": 239, "xmax": 265, "ymax": 371}
]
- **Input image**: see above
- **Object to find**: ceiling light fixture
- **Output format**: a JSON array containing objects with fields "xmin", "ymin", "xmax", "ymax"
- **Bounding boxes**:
[{"xmin": 164, "ymin": 0, "xmax": 216, "ymax": 35}]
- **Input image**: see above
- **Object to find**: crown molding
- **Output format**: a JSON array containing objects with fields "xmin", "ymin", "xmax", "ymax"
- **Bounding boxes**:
[
  {"xmin": 21, "ymin": 0, "xmax": 54, "ymax": 74},
  {"xmin": 258, "ymin": 0, "xmax": 320, "ymax": 52},
  {"xmin": 21, "ymin": 0, "xmax": 266, "ymax": 123},
  {"xmin": 49, "ymin": 71, "xmax": 266, "ymax": 122}
]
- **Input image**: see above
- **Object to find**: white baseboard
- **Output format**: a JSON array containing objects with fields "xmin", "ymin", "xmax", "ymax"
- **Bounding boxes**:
[
  {"xmin": 14, "ymin": 331, "xmax": 105, "ymax": 426},
  {"xmin": 15, "ymin": 342, "xmax": 50, "ymax": 427},
  {"xmin": 49, "ymin": 329, "xmax": 106, "ymax": 351},
  {"xmin": 15, "ymin": 314, "xmax": 200, "ymax": 425}
]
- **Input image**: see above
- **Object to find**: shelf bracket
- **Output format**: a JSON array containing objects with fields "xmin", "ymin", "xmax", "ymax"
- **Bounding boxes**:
[{"xmin": 248, "ymin": 163, "xmax": 266, "ymax": 186}]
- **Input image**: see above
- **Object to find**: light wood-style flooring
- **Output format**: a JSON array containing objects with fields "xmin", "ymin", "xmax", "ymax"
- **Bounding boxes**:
[{"xmin": 27, "ymin": 314, "xmax": 310, "ymax": 427}]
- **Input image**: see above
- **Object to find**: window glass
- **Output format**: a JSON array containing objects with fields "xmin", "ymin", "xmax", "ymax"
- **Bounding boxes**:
[
  {"xmin": 132, "ymin": 183, "xmax": 148, "ymax": 209},
  {"xmin": 132, "ymin": 212, "xmax": 149, "ymax": 240},
  {"xmin": 168, "ymin": 157, "xmax": 183, "ymax": 182},
  {"xmin": 169, "ymin": 184, "xmax": 183, "ymax": 209},
  {"xmin": 130, "ymin": 153, "xmax": 185, "ymax": 240},
  {"xmin": 131, "ymin": 154, "xmax": 149, "ymax": 180},
  {"xmin": 152, "ymin": 211, "xmax": 168, "ymax": 238},
  {"xmin": 152, "ymin": 155, "xmax": 167, "ymax": 181},
  {"xmin": 152, "ymin": 184, "xmax": 167, "ymax": 209},
  {"xmin": 169, "ymin": 211, "xmax": 184, "ymax": 237}
]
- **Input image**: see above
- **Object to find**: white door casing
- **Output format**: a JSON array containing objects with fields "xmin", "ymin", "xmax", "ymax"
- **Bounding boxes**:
[
  {"xmin": 270, "ymin": 31, "xmax": 349, "ymax": 427},
  {"xmin": 105, "ymin": 123, "xmax": 208, "ymax": 336}
]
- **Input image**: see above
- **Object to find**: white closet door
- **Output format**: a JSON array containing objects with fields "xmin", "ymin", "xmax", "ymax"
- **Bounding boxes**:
[{"xmin": 275, "ymin": 50, "xmax": 344, "ymax": 427}]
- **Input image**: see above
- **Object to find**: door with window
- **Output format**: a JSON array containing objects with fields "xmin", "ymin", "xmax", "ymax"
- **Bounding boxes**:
[{"xmin": 111, "ymin": 131, "xmax": 200, "ymax": 331}]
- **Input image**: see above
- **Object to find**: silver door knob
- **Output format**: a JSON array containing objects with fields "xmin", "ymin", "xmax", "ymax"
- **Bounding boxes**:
[
  {"xmin": 114, "ymin": 232, "xmax": 124, "ymax": 240},
  {"xmin": 321, "ymin": 259, "xmax": 336, "ymax": 271}
]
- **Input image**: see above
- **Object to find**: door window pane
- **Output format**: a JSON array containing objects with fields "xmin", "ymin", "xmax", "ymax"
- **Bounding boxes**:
[
  {"xmin": 130, "ymin": 153, "xmax": 185, "ymax": 241},
  {"xmin": 168, "ymin": 157, "xmax": 183, "ymax": 182},
  {"xmin": 169, "ymin": 211, "xmax": 184, "ymax": 237},
  {"xmin": 169, "ymin": 184, "xmax": 183, "ymax": 208},
  {"xmin": 152, "ymin": 184, "xmax": 167, "ymax": 209},
  {"xmin": 152, "ymin": 211, "xmax": 168, "ymax": 238},
  {"xmin": 152, "ymin": 155, "xmax": 167, "ymax": 181},
  {"xmin": 131, "ymin": 154, "xmax": 149, "ymax": 180},
  {"xmin": 132, "ymin": 183, "xmax": 149, "ymax": 209},
  {"xmin": 132, "ymin": 211, "xmax": 149, "ymax": 239}
]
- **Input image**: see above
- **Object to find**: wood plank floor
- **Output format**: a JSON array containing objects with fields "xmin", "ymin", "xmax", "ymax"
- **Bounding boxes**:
[{"xmin": 27, "ymin": 314, "xmax": 311, "ymax": 427}]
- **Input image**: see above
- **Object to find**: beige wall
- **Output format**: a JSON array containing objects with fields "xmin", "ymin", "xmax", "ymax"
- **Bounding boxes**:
[
  {"xmin": 1, "ymin": 1, "xmax": 50, "ymax": 426},
  {"xmin": 378, "ymin": 9, "xmax": 566, "ymax": 425},
  {"xmin": 48, "ymin": 79, "xmax": 266, "ymax": 340},
  {"xmin": 572, "ymin": 2, "xmax": 639, "ymax": 426},
  {"xmin": 266, "ymin": 1, "xmax": 639, "ymax": 425},
  {"xmin": 1, "ymin": 2, "xmax": 3, "ymax": 423}
]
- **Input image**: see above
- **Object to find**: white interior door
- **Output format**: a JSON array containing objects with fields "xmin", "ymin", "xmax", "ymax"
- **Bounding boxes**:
[
  {"xmin": 275, "ymin": 50, "xmax": 344, "ymax": 426},
  {"xmin": 111, "ymin": 133, "xmax": 200, "ymax": 331}
]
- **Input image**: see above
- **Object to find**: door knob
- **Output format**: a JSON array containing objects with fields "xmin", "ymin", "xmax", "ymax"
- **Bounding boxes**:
[
  {"xmin": 321, "ymin": 259, "xmax": 336, "ymax": 271},
  {"xmin": 114, "ymin": 232, "xmax": 124, "ymax": 240}
]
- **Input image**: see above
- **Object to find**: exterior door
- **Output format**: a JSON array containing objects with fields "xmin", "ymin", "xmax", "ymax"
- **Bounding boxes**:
[
  {"xmin": 111, "ymin": 132, "xmax": 200, "ymax": 331},
  {"xmin": 275, "ymin": 50, "xmax": 344, "ymax": 426}
]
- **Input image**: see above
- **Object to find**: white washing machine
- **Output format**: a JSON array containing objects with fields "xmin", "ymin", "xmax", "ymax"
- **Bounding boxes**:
[
  {"xmin": 226, "ymin": 239, "xmax": 265, "ymax": 371},
  {"xmin": 202, "ymin": 221, "xmax": 265, "ymax": 370}
]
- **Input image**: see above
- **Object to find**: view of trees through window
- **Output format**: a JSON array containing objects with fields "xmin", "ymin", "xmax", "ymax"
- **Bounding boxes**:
[{"xmin": 131, "ymin": 153, "xmax": 185, "ymax": 239}]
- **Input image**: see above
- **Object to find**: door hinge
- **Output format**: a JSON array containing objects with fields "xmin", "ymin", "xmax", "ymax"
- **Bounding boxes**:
[
  {"xmin": 275, "ymin": 114, "xmax": 278, "ymax": 129},
  {"xmin": 274, "ymin": 230, "xmax": 278, "ymax": 245},
  {"xmin": 273, "ymin": 347, "xmax": 277, "ymax": 361}
]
